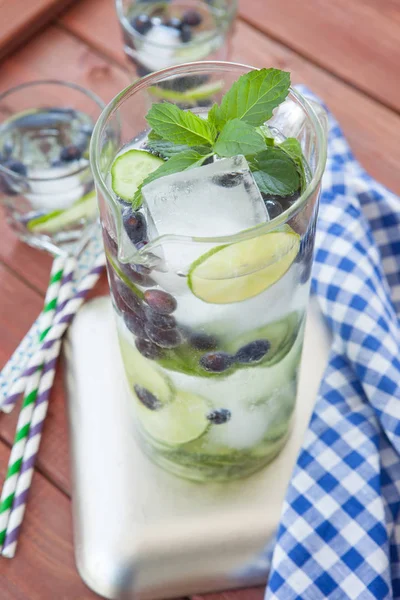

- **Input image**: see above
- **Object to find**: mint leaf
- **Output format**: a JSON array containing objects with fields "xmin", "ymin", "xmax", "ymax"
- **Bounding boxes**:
[
  {"xmin": 132, "ymin": 150, "xmax": 212, "ymax": 209},
  {"xmin": 250, "ymin": 148, "xmax": 300, "ymax": 196},
  {"xmin": 207, "ymin": 103, "xmax": 221, "ymax": 130},
  {"xmin": 146, "ymin": 102, "xmax": 216, "ymax": 146},
  {"xmin": 146, "ymin": 139, "xmax": 192, "ymax": 158},
  {"xmin": 147, "ymin": 139, "xmax": 212, "ymax": 159},
  {"xmin": 148, "ymin": 130, "xmax": 163, "ymax": 141},
  {"xmin": 279, "ymin": 137, "xmax": 307, "ymax": 191},
  {"xmin": 213, "ymin": 119, "xmax": 266, "ymax": 157},
  {"xmin": 217, "ymin": 68, "xmax": 290, "ymax": 128}
]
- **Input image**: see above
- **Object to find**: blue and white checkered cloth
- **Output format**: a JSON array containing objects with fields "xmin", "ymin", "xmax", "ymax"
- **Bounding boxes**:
[{"xmin": 264, "ymin": 91, "xmax": 400, "ymax": 599}]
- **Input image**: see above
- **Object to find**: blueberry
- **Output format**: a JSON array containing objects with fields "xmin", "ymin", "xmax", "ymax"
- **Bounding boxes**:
[
  {"xmin": 124, "ymin": 311, "xmax": 146, "ymax": 337},
  {"xmin": 135, "ymin": 337, "xmax": 163, "ymax": 360},
  {"xmin": 115, "ymin": 278, "xmax": 144, "ymax": 315},
  {"xmin": 199, "ymin": 352, "xmax": 234, "ymax": 373},
  {"xmin": 51, "ymin": 159, "xmax": 65, "ymax": 167},
  {"xmin": 207, "ymin": 408, "xmax": 231, "ymax": 424},
  {"xmin": 189, "ymin": 332, "xmax": 218, "ymax": 351},
  {"xmin": 145, "ymin": 322, "xmax": 183, "ymax": 348},
  {"xmin": 131, "ymin": 14, "xmax": 153, "ymax": 34},
  {"xmin": 3, "ymin": 141, "xmax": 13, "ymax": 159},
  {"xmin": 123, "ymin": 208, "xmax": 147, "ymax": 245},
  {"xmin": 60, "ymin": 145, "xmax": 82, "ymax": 162},
  {"xmin": 264, "ymin": 199, "xmax": 283, "ymax": 219},
  {"xmin": 134, "ymin": 385, "xmax": 162, "ymax": 410},
  {"xmin": 212, "ymin": 173, "xmax": 242, "ymax": 188},
  {"xmin": 3, "ymin": 159, "xmax": 27, "ymax": 176},
  {"xmin": 144, "ymin": 289, "xmax": 177, "ymax": 314},
  {"xmin": 180, "ymin": 24, "xmax": 192, "ymax": 43},
  {"xmin": 146, "ymin": 308, "xmax": 176, "ymax": 329},
  {"xmin": 235, "ymin": 340, "xmax": 270, "ymax": 364},
  {"xmin": 119, "ymin": 262, "xmax": 155, "ymax": 287},
  {"xmin": 182, "ymin": 10, "xmax": 202, "ymax": 27},
  {"xmin": 279, "ymin": 190, "xmax": 301, "ymax": 211},
  {"xmin": 165, "ymin": 16, "xmax": 182, "ymax": 29}
]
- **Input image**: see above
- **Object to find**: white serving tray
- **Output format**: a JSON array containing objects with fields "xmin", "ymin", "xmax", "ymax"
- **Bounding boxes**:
[{"xmin": 64, "ymin": 295, "xmax": 331, "ymax": 599}]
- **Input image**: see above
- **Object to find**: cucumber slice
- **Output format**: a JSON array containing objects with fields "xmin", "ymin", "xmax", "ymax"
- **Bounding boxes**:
[
  {"xmin": 188, "ymin": 229, "xmax": 300, "ymax": 304},
  {"xmin": 136, "ymin": 389, "xmax": 209, "ymax": 446},
  {"xmin": 118, "ymin": 334, "xmax": 174, "ymax": 403},
  {"xmin": 111, "ymin": 149, "xmax": 164, "ymax": 202},
  {"xmin": 27, "ymin": 190, "xmax": 97, "ymax": 234}
]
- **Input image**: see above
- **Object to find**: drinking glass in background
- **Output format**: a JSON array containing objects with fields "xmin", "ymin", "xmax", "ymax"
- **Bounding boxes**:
[
  {"xmin": 91, "ymin": 61, "xmax": 327, "ymax": 482},
  {"xmin": 115, "ymin": 0, "xmax": 237, "ymax": 82},
  {"xmin": 0, "ymin": 80, "xmax": 106, "ymax": 256}
]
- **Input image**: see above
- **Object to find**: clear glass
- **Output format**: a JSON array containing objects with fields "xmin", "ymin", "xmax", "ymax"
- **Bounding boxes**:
[
  {"xmin": 0, "ymin": 80, "xmax": 106, "ymax": 256},
  {"xmin": 91, "ymin": 61, "xmax": 327, "ymax": 482},
  {"xmin": 115, "ymin": 0, "xmax": 237, "ymax": 80}
]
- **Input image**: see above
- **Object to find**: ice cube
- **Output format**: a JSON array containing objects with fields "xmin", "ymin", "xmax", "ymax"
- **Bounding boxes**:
[
  {"xmin": 141, "ymin": 156, "xmax": 268, "ymax": 270},
  {"xmin": 137, "ymin": 26, "xmax": 181, "ymax": 72}
]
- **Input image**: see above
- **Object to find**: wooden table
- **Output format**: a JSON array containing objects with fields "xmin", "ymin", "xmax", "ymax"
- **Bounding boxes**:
[{"xmin": 1, "ymin": 0, "xmax": 400, "ymax": 597}]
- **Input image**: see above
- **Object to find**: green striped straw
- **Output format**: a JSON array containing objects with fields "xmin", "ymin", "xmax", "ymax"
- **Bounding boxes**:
[{"xmin": 0, "ymin": 255, "xmax": 73, "ymax": 550}]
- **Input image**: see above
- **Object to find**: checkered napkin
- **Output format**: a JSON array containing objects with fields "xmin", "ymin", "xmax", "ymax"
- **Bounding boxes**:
[{"xmin": 264, "ymin": 90, "xmax": 400, "ymax": 599}]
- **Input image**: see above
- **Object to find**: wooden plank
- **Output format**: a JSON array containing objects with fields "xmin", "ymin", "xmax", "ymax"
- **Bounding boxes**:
[
  {"xmin": 0, "ymin": 0, "xmax": 77, "ymax": 61},
  {"xmin": 0, "ymin": 264, "xmax": 43, "ymax": 368},
  {"xmin": 238, "ymin": 0, "xmax": 400, "ymax": 112},
  {"xmin": 0, "ymin": 440, "xmax": 99, "ymax": 599},
  {"xmin": 60, "ymin": 0, "xmax": 400, "ymax": 196}
]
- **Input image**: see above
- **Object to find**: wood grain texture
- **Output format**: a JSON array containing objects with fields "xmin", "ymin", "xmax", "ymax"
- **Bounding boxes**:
[
  {"xmin": 0, "ymin": 274, "xmax": 109, "ymax": 496},
  {"xmin": 0, "ymin": 440, "xmax": 99, "ymax": 599},
  {"xmin": 60, "ymin": 0, "xmax": 400, "ymax": 196},
  {"xmin": 0, "ymin": 25, "xmax": 130, "ymax": 293},
  {"xmin": 238, "ymin": 0, "xmax": 400, "ymax": 112},
  {"xmin": 0, "ymin": 1, "xmax": 399, "ymax": 598},
  {"xmin": 193, "ymin": 589, "xmax": 265, "ymax": 600},
  {"xmin": 0, "ymin": 0, "xmax": 77, "ymax": 61}
]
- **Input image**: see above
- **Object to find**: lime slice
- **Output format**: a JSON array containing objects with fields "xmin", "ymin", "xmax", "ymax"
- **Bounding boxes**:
[
  {"xmin": 188, "ymin": 229, "xmax": 300, "ymax": 304},
  {"xmin": 136, "ymin": 389, "xmax": 209, "ymax": 446},
  {"xmin": 148, "ymin": 81, "xmax": 224, "ymax": 105},
  {"xmin": 111, "ymin": 149, "xmax": 164, "ymax": 201},
  {"xmin": 27, "ymin": 190, "xmax": 97, "ymax": 234},
  {"xmin": 118, "ymin": 334, "xmax": 174, "ymax": 403}
]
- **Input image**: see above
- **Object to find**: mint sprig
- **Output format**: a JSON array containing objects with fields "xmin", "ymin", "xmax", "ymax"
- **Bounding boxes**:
[
  {"xmin": 146, "ymin": 102, "xmax": 216, "ymax": 146},
  {"xmin": 129, "ymin": 68, "xmax": 308, "ymax": 207},
  {"xmin": 212, "ymin": 68, "xmax": 290, "ymax": 128}
]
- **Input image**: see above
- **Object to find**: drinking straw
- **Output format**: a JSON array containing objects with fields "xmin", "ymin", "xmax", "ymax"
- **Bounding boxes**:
[{"xmin": 0, "ymin": 251, "xmax": 105, "ymax": 557}]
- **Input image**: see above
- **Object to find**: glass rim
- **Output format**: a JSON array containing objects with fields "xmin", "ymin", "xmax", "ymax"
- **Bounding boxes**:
[
  {"xmin": 115, "ymin": 0, "xmax": 237, "ymax": 50},
  {"xmin": 90, "ymin": 60, "xmax": 327, "ymax": 248},
  {"xmin": 0, "ymin": 79, "xmax": 105, "ymax": 182}
]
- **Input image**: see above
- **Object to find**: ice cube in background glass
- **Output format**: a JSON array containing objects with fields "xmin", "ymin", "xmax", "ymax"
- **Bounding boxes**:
[
  {"xmin": 137, "ymin": 26, "xmax": 181, "ymax": 71},
  {"xmin": 141, "ymin": 155, "xmax": 269, "ymax": 271},
  {"xmin": 26, "ymin": 166, "xmax": 86, "ymax": 211}
]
